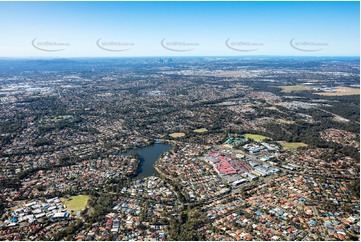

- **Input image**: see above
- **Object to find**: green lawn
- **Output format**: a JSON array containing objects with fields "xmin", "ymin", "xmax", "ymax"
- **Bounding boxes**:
[
  {"xmin": 61, "ymin": 195, "xmax": 90, "ymax": 212},
  {"xmin": 194, "ymin": 128, "xmax": 208, "ymax": 133},
  {"xmin": 278, "ymin": 141, "xmax": 308, "ymax": 150},
  {"xmin": 244, "ymin": 134, "xmax": 271, "ymax": 142},
  {"xmin": 169, "ymin": 132, "xmax": 186, "ymax": 138}
]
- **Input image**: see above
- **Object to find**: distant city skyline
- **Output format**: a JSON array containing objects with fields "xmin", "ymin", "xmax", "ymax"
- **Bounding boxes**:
[{"xmin": 0, "ymin": 1, "xmax": 359, "ymax": 57}]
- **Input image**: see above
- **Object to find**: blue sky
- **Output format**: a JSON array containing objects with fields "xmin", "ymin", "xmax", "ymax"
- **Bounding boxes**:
[{"xmin": 0, "ymin": 1, "xmax": 359, "ymax": 57}]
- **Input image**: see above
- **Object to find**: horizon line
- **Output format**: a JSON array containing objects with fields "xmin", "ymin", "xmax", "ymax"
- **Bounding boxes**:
[{"xmin": 0, "ymin": 55, "xmax": 360, "ymax": 59}]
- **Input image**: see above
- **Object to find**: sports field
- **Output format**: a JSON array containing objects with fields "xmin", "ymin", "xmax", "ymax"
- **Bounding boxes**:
[
  {"xmin": 194, "ymin": 128, "xmax": 208, "ymax": 133},
  {"xmin": 61, "ymin": 195, "xmax": 90, "ymax": 212},
  {"xmin": 169, "ymin": 132, "xmax": 186, "ymax": 138},
  {"xmin": 278, "ymin": 141, "xmax": 308, "ymax": 150},
  {"xmin": 244, "ymin": 134, "xmax": 270, "ymax": 142}
]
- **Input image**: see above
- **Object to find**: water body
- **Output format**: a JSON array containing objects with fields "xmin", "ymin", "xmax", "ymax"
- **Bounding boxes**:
[{"xmin": 126, "ymin": 143, "xmax": 171, "ymax": 178}]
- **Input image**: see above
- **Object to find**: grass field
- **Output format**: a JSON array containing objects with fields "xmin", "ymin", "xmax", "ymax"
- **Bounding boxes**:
[
  {"xmin": 278, "ymin": 141, "xmax": 308, "ymax": 150},
  {"xmin": 276, "ymin": 85, "xmax": 313, "ymax": 93},
  {"xmin": 61, "ymin": 195, "xmax": 90, "ymax": 213},
  {"xmin": 169, "ymin": 132, "xmax": 186, "ymax": 138},
  {"xmin": 315, "ymin": 86, "xmax": 360, "ymax": 96},
  {"xmin": 194, "ymin": 128, "xmax": 208, "ymax": 133},
  {"xmin": 244, "ymin": 134, "xmax": 271, "ymax": 142}
]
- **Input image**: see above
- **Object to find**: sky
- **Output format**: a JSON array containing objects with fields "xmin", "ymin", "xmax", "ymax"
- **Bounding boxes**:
[{"xmin": 0, "ymin": 1, "xmax": 359, "ymax": 57}]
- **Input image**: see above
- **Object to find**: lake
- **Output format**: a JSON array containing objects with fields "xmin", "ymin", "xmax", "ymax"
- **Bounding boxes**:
[{"xmin": 126, "ymin": 143, "xmax": 171, "ymax": 178}]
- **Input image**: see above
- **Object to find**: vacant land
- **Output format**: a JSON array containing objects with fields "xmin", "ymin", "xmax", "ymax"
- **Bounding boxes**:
[
  {"xmin": 276, "ymin": 85, "xmax": 314, "ymax": 93},
  {"xmin": 278, "ymin": 141, "xmax": 308, "ymax": 150},
  {"xmin": 257, "ymin": 117, "xmax": 295, "ymax": 125},
  {"xmin": 315, "ymin": 86, "xmax": 360, "ymax": 96},
  {"xmin": 194, "ymin": 128, "xmax": 208, "ymax": 133},
  {"xmin": 275, "ymin": 119, "xmax": 295, "ymax": 124},
  {"xmin": 169, "ymin": 132, "xmax": 186, "ymax": 138},
  {"xmin": 244, "ymin": 134, "xmax": 270, "ymax": 141},
  {"xmin": 204, "ymin": 70, "xmax": 247, "ymax": 77},
  {"xmin": 221, "ymin": 144, "xmax": 233, "ymax": 149},
  {"xmin": 61, "ymin": 195, "xmax": 90, "ymax": 212}
]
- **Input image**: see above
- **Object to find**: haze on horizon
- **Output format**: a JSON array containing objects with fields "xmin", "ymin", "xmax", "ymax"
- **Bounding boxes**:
[{"xmin": 0, "ymin": 1, "xmax": 359, "ymax": 57}]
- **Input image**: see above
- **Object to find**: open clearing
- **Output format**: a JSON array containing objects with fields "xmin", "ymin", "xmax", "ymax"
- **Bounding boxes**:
[
  {"xmin": 257, "ymin": 117, "xmax": 295, "ymax": 125},
  {"xmin": 203, "ymin": 70, "xmax": 246, "ymax": 77},
  {"xmin": 244, "ymin": 134, "xmax": 271, "ymax": 142},
  {"xmin": 276, "ymin": 85, "xmax": 314, "ymax": 93},
  {"xmin": 315, "ymin": 86, "xmax": 360, "ymax": 96},
  {"xmin": 169, "ymin": 132, "xmax": 186, "ymax": 138},
  {"xmin": 221, "ymin": 144, "xmax": 233, "ymax": 149},
  {"xmin": 194, "ymin": 128, "xmax": 208, "ymax": 133},
  {"xmin": 278, "ymin": 141, "xmax": 308, "ymax": 150},
  {"xmin": 275, "ymin": 119, "xmax": 295, "ymax": 124},
  {"xmin": 61, "ymin": 195, "xmax": 90, "ymax": 213}
]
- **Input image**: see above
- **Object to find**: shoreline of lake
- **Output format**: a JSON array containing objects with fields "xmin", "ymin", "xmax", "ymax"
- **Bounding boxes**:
[{"xmin": 125, "ymin": 143, "xmax": 171, "ymax": 179}]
